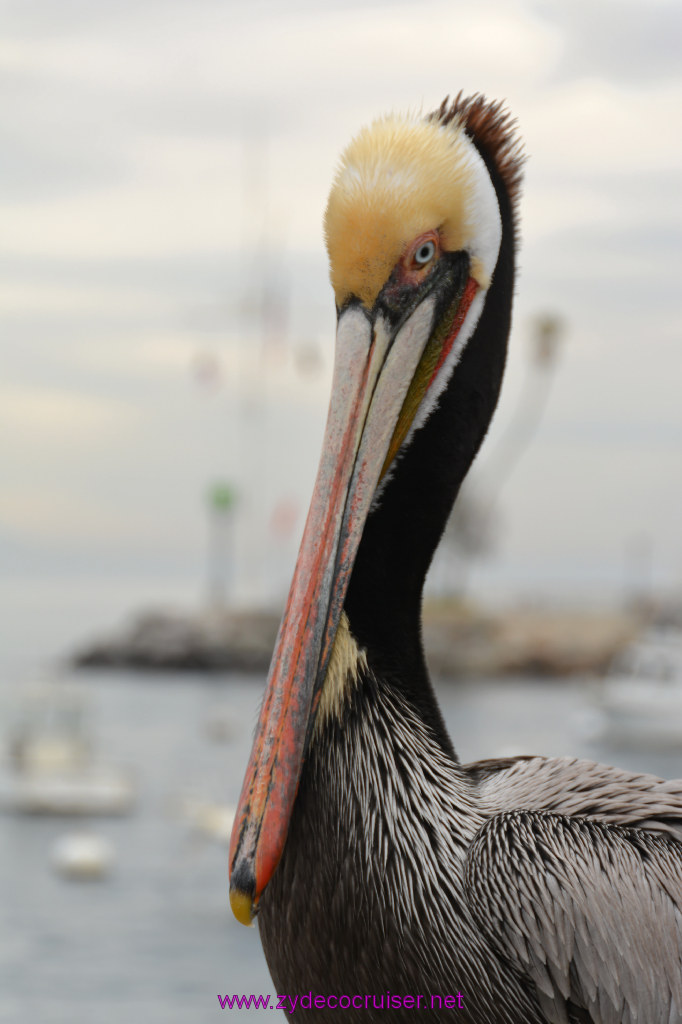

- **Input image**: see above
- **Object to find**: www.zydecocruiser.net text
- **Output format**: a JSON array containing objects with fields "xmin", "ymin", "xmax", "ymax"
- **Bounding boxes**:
[{"xmin": 218, "ymin": 992, "xmax": 465, "ymax": 1012}]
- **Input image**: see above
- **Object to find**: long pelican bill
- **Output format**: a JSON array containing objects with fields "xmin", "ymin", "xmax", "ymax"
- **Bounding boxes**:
[{"xmin": 229, "ymin": 262, "xmax": 479, "ymax": 925}]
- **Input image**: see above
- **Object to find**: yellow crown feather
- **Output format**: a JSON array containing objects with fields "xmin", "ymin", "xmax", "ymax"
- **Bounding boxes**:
[{"xmin": 324, "ymin": 114, "xmax": 479, "ymax": 309}]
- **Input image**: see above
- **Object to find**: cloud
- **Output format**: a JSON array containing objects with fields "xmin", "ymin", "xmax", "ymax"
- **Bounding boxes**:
[
  {"xmin": 2, "ymin": 0, "xmax": 681, "ymax": 604},
  {"xmin": 547, "ymin": 0, "xmax": 682, "ymax": 86},
  {"xmin": 0, "ymin": 384, "xmax": 138, "ymax": 443}
]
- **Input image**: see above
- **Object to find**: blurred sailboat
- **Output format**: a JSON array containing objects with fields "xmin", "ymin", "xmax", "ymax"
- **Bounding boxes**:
[
  {"xmin": 595, "ymin": 629, "xmax": 682, "ymax": 750},
  {"xmin": 0, "ymin": 684, "xmax": 135, "ymax": 815},
  {"xmin": 178, "ymin": 793, "xmax": 236, "ymax": 844},
  {"xmin": 51, "ymin": 832, "xmax": 116, "ymax": 880}
]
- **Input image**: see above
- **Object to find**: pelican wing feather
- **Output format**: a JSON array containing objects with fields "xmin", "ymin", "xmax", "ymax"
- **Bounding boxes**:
[{"xmin": 465, "ymin": 806, "xmax": 682, "ymax": 1024}]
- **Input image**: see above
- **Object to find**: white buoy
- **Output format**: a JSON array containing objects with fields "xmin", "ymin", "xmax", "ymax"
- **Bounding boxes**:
[{"xmin": 51, "ymin": 833, "xmax": 115, "ymax": 880}]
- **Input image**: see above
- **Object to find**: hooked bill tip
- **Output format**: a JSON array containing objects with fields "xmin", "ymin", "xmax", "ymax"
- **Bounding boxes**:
[
  {"xmin": 230, "ymin": 886, "xmax": 255, "ymax": 926},
  {"xmin": 229, "ymin": 858, "xmax": 257, "ymax": 926}
]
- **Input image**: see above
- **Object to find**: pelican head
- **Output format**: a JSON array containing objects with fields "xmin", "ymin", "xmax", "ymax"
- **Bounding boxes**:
[
  {"xmin": 325, "ymin": 110, "xmax": 501, "ymax": 308},
  {"xmin": 229, "ymin": 95, "xmax": 522, "ymax": 925}
]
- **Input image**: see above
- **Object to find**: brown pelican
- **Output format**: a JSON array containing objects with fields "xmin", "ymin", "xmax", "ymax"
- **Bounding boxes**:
[{"xmin": 229, "ymin": 95, "xmax": 682, "ymax": 1023}]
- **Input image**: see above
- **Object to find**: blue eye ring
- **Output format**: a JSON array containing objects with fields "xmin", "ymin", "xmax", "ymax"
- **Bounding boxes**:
[{"xmin": 414, "ymin": 240, "xmax": 436, "ymax": 265}]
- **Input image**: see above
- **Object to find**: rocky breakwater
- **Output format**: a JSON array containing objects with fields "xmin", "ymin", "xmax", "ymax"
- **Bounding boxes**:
[
  {"xmin": 72, "ymin": 602, "xmax": 643, "ymax": 678},
  {"xmin": 72, "ymin": 608, "xmax": 281, "ymax": 673},
  {"xmin": 422, "ymin": 601, "xmax": 642, "ymax": 678}
]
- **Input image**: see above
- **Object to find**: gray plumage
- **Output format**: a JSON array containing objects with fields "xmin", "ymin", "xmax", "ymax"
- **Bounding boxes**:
[{"xmin": 259, "ymin": 671, "xmax": 682, "ymax": 1023}]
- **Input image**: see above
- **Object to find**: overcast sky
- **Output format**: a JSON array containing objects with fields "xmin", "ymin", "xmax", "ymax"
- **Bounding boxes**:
[{"xmin": 1, "ymin": 0, "xmax": 681, "ymax": 655}]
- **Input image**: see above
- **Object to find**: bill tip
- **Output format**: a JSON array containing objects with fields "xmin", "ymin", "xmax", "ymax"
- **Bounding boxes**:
[{"xmin": 230, "ymin": 886, "xmax": 255, "ymax": 926}]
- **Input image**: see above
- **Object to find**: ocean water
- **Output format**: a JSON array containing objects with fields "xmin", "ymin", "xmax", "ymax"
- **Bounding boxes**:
[{"xmin": 1, "ymin": 662, "xmax": 680, "ymax": 1023}]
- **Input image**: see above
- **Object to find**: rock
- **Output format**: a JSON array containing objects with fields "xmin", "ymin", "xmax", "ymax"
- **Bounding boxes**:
[
  {"xmin": 72, "ymin": 602, "xmax": 644, "ymax": 678},
  {"xmin": 423, "ymin": 601, "xmax": 643, "ymax": 678},
  {"xmin": 72, "ymin": 607, "xmax": 280, "ymax": 673}
]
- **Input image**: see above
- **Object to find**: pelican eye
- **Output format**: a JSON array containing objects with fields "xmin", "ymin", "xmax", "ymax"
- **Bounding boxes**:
[{"xmin": 413, "ymin": 240, "xmax": 436, "ymax": 266}]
